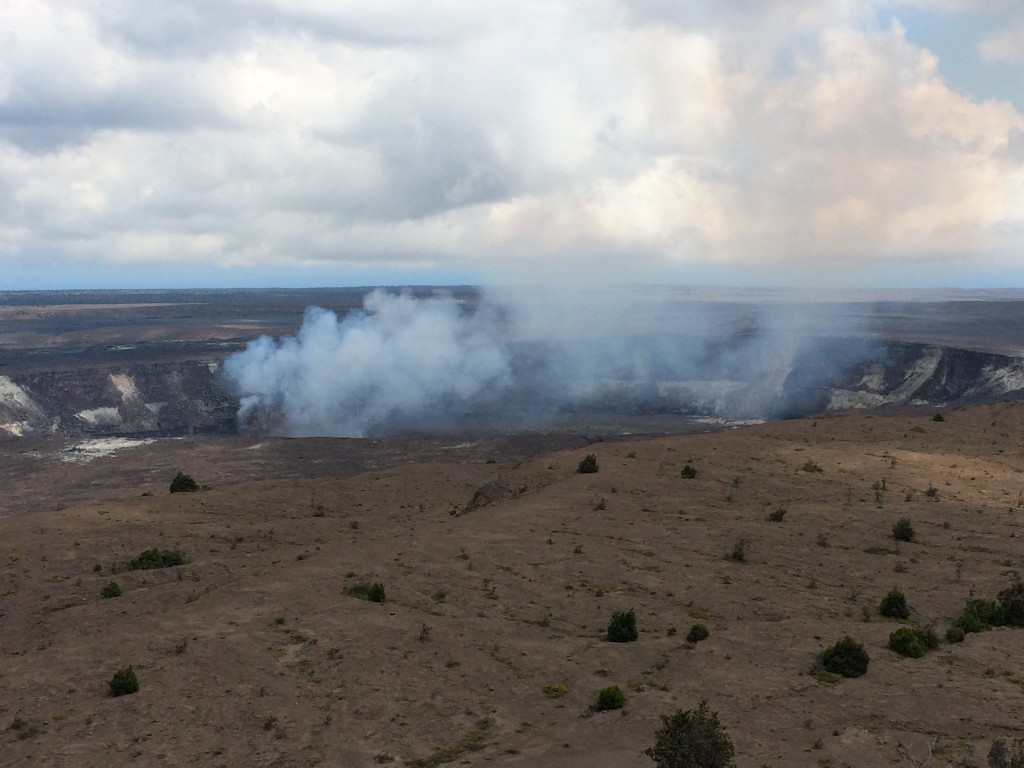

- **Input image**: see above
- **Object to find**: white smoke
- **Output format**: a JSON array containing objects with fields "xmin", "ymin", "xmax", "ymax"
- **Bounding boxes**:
[
  {"xmin": 223, "ymin": 284, "xmax": 880, "ymax": 437},
  {"xmin": 222, "ymin": 289, "xmax": 511, "ymax": 436}
]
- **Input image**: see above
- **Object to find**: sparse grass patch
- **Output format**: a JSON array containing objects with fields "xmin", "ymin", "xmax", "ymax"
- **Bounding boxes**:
[
  {"xmin": 543, "ymin": 682, "xmax": 569, "ymax": 699},
  {"xmin": 405, "ymin": 718, "xmax": 494, "ymax": 768},
  {"xmin": 725, "ymin": 538, "xmax": 749, "ymax": 563},
  {"xmin": 988, "ymin": 738, "xmax": 1024, "ymax": 768}
]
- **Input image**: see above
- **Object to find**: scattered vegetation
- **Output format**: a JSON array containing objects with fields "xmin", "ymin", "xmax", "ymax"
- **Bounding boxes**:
[
  {"xmin": 577, "ymin": 454, "xmax": 599, "ymax": 474},
  {"xmin": 818, "ymin": 636, "xmax": 869, "ymax": 678},
  {"xmin": 954, "ymin": 597, "xmax": 1005, "ymax": 635},
  {"xmin": 686, "ymin": 623, "xmax": 709, "ymax": 643},
  {"xmin": 892, "ymin": 517, "xmax": 915, "ymax": 542},
  {"xmin": 989, "ymin": 738, "xmax": 1024, "ymax": 768},
  {"xmin": 879, "ymin": 588, "xmax": 911, "ymax": 620},
  {"xmin": 346, "ymin": 580, "xmax": 386, "ymax": 603},
  {"xmin": 998, "ymin": 582, "xmax": 1024, "ymax": 626},
  {"xmin": 680, "ymin": 464, "xmax": 698, "ymax": 479},
  {"xmin": 108, "ymin": 666, "xmax": 139, "ymax": 697},
  {"xmin": 888, "ymin": 627, "xmax": 927, "ymax": 658},
  {"xmin": 725, "ymin": 538, "xmax": 749, "ymax": 563},
  {"xmin": 405, "ymin": 717, "xmax": 494, "ymax": 768},
  {"xmin": 101, "ymin": 580, "xmax": 121, "ymax": 599},
  {"xmin": 129, "ymin": 548, "xmax": 185, "ymax": 570},
  {"xmin": 168, "ymin": 472, "xmax": 199, "ymax": 493},
  {"xmin": 542, "ymin": 682, "xmax": 569, "ymax": 699},
  {"xmin": 644, "ymin": 699, "xmax": 736, "ymax": 768},
  {"xmin": 607, "ymin": 609, "xmax": 638, "ymax": 643},
  {"xmin": 767, "ymin": 506, "xmax": 787, "ymax": 522},
  {"xmin": 593, "ymin": 685, "xmax": 626, "ymax": 712},
  {"xmin": 801, "ymin": 460, "xmax": 823, "ymax": 473}
]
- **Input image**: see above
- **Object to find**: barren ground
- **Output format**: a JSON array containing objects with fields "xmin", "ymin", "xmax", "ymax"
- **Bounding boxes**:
[{"xmin": 2, "ymin": 402, "xmax": 1024, "ymax": 767}]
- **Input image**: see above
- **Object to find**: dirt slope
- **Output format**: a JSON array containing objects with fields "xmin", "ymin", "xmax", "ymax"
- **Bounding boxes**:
[{"xmin": 2, "ymin": 403, "xmax": 1024, "ymax": 767}]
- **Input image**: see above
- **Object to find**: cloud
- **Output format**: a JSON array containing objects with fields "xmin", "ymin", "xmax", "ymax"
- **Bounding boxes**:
[{"xmin": 0, "ymin": 0, "xmax": 1022, "ymax": 286}]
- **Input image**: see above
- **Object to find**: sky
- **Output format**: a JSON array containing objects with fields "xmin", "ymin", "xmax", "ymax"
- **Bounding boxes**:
[{"xmin": 1, "ymin": 0, "xmax": 1022, "ymax": 290}]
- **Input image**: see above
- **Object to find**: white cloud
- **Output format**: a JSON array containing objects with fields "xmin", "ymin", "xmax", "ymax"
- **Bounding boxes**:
[{"xmin": 0, "ymin": 0, "xmax": 1021, "ymax": 286}]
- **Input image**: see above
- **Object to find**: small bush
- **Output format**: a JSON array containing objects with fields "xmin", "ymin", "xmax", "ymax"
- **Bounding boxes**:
[
  {"xmin": 892, "ymin": 517, "xmax": 915, "ymax": 542},
  {"xmin": 945, "ymin": 625, "xmax": 966, "ymax": 644},
  {"xmin": 101, "ymin": 581, "xmax": 121, "ymax": 599},
  {"xmin": 819, "ymin": 636, "xmax": 869, "ymax": 678},
  {"xmin": 594, "ymin": 685, "xmax": 626, "ymax": 712},
  {"xmin": 543, "ymin": 682, "xmax": 569, "ymax": 699},
  {"xmin": 347, "ymin": 580, "xmax": 386, "ymax": 603},
  {"xmin": 680, "ymin": 464, "xmax": 698, "ymax": 479},
  {"xmin": 879, "ymin": 588, "xmax": 910, "ymax": 620},
  {"xmin": 988, "ymin": 737, "xmax": 1024, "ymax": 768},
  {"xmin": 956, "ymin": 598, "xmax": 1004, "ymax": 633},
  {"xmin": 801, "ymin": 460, "xmax": 823, "ymax": 473},
  {"xmin": 916, "ymin": 624, "xmax": 940, "ymax": 650},
  {"xmin": 767, "ymin": 506, "xmax": 787, "ymax": 522},
  {"xmin": 888, "ymin": 627, "xmax": 925, "ymax": 658},
  {"xmin": 931, "ymin": 412, "xmax": 945, "ymax": 422},
  {"xmin": 726, "ymin": 538, "xmax": 748, "ymax": 563},
  {"xmin": 686, "ymin": 623, "xmax": 709, "ymax": 643},
  {"xmin": 607, "ymin": 609, "xmax": 638, "ymax": 643},
  {"xmin": 577, "ymin": 454, "xmax": 599, "ymax": 474},
  {"xmin": 129, "ymin": 548, "xmax": 185, "ymax": 570},
  {"xmin": 169, "ymin": 472, "xmax": 199, "ymax": 493},
  {"xmin": 109, "ymin": 666, "xmax": 139, "ymax": 697},
  {"xmin": 644, "ymin": 699, "xmax": 736, "ymax": 768},
  {"xmin": 998, "ymin": 582, "xmax": 1024, "ymax": 626}
]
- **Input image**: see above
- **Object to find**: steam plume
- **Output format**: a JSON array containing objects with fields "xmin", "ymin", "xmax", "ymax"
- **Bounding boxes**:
[{"xmin": 223, "ymin": 290, "xmax": 511, "ymax": 436}]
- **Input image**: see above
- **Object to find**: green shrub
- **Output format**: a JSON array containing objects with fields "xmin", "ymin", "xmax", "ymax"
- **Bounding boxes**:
[
  {"xmin": 998, "ymin": 582, "xmax": 1024, "ymax": 626},
  {"xmin": 931, "ymin": 412, "xmax": 945, "ymax": 422},
  {"xmin": 916, "ymin": 625, "xmax": 940, "ymax": 650},
  {"xmin": 346, "ymin": 580, "xmax": 386, "ymax": 603},
  {"xmin": 686, "ymin": 623, "xmax": 709, "ymax": 643},
  {"xmin": 680, "ymin": 464, "xmax": 698, "ymax": 479},
  {"xmin": 892, "ymin": 517, "xmax": 915, "ymax": 542},
  {"xmin": 819, "ymin": 636, "xmax": 869, "ymax": 678},
  {"xmin": 988, "ymin": 738, "xmax": 1024, "ymax": 768},
  {"xmin": 129, "ymin": 548, "xmax": 185, "ymax": 570},
  {"xmin": 644, "ymin": 699, "xmax": 736, "ymax": 768},
  {"xmin": 169, "ymin": 472, "xmax": 199, "ymax": 493},
  {"xmin": 888, "ymin": 627, "xmax": 925, "ymax": 658},
  {"xmin": 577, "ymin": 454, "xmax": 599, "ymax": 474},
  {"xmin": 101, "ymin": 581, "xmax": 121, "ymax": 599},
  {"xmin": 607, "ymin": 609, "xmax": 638, "ymax": 643},
  {"xmin": 109, "ymin": 666, "xmax": 139, "ymax": 697},
  {"xmin": 945, "ymin": 625, "xmax": 966, "ymax": 644},
  {"xmin": 594, "ymin": 685, "xmax": 626, "ymax": 712},
  {"xmin": 879, "ymin": 588, "xmax": 910, "ymax": 620},
  {"xmin": 957, "ymin": 598, "xmax": 1004, "ymax": 632}
]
